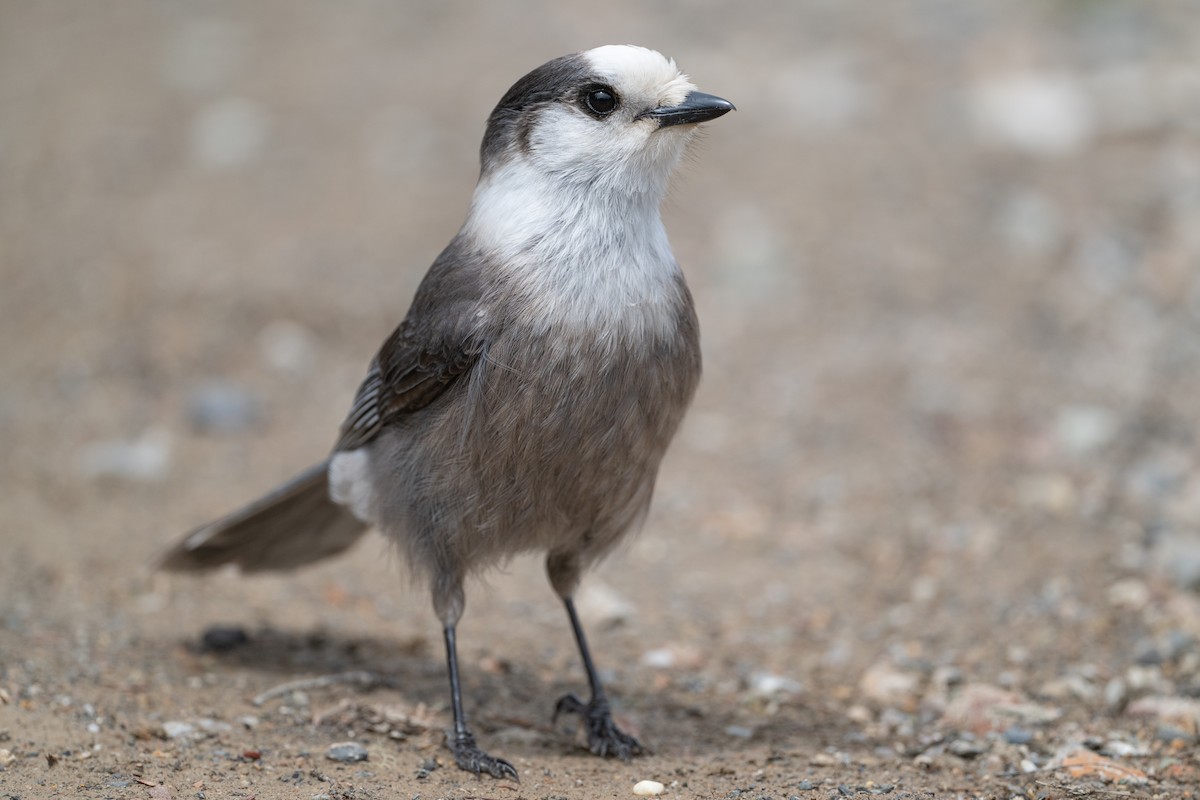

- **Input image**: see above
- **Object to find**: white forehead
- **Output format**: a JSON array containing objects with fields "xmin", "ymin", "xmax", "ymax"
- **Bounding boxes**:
[{"xmin": 583, "ymin": 45, "xmax": 695, "ymax": 107}]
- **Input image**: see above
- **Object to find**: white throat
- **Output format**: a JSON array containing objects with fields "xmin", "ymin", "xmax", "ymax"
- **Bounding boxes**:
[{"xmin": 463, "ymin": 159, "xmax": 683, "ymax": 340}]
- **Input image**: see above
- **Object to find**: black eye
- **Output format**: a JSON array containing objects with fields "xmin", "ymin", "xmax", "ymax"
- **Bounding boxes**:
[{"xmin": 582, "ymin": 86, "xmax": 618, "ymax": 117}]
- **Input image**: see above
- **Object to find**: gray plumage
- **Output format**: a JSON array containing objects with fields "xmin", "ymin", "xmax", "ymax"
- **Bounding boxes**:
[
  {"xmin": 157, "ymin": 461, "xmax": 364, "ymax": 572},
  {"xmin": 352, "ymin": 232, "xmax": 700, "ymax": 624},
  {"xmin": 157, "ymin": 44, "xmax": 731, "ymax": 778}
]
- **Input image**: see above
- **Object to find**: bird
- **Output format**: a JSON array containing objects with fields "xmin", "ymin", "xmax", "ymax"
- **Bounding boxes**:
[{"xmin": 157, "ymin": 44, "xmax": 733, "ymax": 780}]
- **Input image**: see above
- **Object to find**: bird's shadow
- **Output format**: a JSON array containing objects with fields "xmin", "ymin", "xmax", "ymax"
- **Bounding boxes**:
[
  {"xmin": 174, "ymin": 623, "xmax": 827, "ymax": 759},
  {"xmin": 183, "ymin": 623, "xmax": 445, "ymax": 705}
]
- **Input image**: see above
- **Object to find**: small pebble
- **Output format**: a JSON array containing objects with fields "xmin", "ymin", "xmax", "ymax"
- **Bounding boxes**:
[
  {"xmin": 845, "ymin": 704, "xmax": 872, "ymax": 724},
  {"xmin": 161, "ymin": 721, "xmax": 196, "ymax": 739},
  {"xmin": 258, "ymin": 320, "xmax": 317, "ymax": 374},
  {"xmin": 187, "ymin": 381, "xmax": 262, "ymax": 433},
  {"xmin": 1100, "ymin": 740, "xmax": 1147, "ymax": 758},
  {"xmin": 858, "ymin": 660, "xmax": 919, "ymax": 708},
  {"xmin": 325, "ymin": 742, "xmax": 368, "ymax": 763},
  {"xmin": 1128, "ymin": 693, "xmax": 1200, "ymax": 726},
  {"xmin": 941, "ymin": 683, "xmax": 1026, "ymax": 732},
  {"xmin": 970, "ymin": 71, "xmax": 1094, "ymax": 156},
  {"xmin": 191, "ymin": 97, "xmax": 269, "ymax": 169},
  {"xmin": 948, "ymin": 737, "xmax": 988, "ymax": 758},
  {"xmin": 1125, "ymin": 666, "xmax": 1167, "ymax": 693},
  {"xmin": 725, "ymin": 724, "xmax": 754, "ymax": 740},
  {"xmin": 1103, "ymin": 677, "xmax": 1128, "ymax": 711},
  {"xmin": 1053, "ymin": 405, "xmax": 1118, "ymax": 456},
  {"xmin": 750, "ymin": 672, "xmax": 803, "ymax": 698},
  {"xmin": 197, "ymin": 718, "xmax": 232, "ymax": 734},
  {"xmin": 1156, "ymin": 725, "xmax": 1197, "ymax": 745},
  {"xmin": 1153, "ymin": 529, "xmax": 1200, "ymax": 590},
  {"xmin": 201, "ymin": 625, "xmax": 249, "ymax": 652},
  {"xmin": 1003, "ymin": 726, "xmax": 1033, "ymax": 745},
  {"xmin": 633, "ymin": 779, "xmax": 665, "ymax": 796},
  {"xmin": 1134, "ymin": 638, "xmax": 1166, "ymax": 665},
  {"xmin": 575, "ymin": 581, "xmax": 635, "ymax": 627},
  {"xmin": 1107, "ymin": 579, "xmax": 1150, "ymax": 611},
  {"xmin": 78, "ymin": 429, "xmax": 171, "ymax": 482},
  {"xmin": 641, "ymin": 648, "xmax": 676, "ymax": 669}
]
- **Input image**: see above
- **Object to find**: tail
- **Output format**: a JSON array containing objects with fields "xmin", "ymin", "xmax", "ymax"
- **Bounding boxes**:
[{"xmin": 156, "ymin": 461, "xmax": 369, "ymax": 573}]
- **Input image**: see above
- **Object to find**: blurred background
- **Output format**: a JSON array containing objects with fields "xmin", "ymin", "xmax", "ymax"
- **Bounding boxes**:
[{"xmin": 4, "ymin": 1, "xmax": 1200, "ymax": 795}]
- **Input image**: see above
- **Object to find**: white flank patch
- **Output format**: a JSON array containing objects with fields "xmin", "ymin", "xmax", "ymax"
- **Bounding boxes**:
[{"xmin": 329, "ymin": 449, "xmax": 377, "ymax": 524}]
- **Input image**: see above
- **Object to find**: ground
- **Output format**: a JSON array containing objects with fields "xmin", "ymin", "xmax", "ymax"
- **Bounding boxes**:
[{"xmin": 4, "ymin": 2, "xmax": 1200, "ymax": 799}]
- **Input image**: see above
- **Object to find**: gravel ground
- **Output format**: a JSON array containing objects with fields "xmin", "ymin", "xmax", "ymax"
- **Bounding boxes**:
[{"xmin": 4, "ymin": 2, "xmax": 1200, "ymax": 798}]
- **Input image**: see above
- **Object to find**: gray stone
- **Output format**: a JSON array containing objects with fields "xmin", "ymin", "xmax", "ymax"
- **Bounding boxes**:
[
  {"xmin": 187, "ymin": 381, "xmax": 262, "ymax": 434},
  {"xmin": 325, "ymin": 742, "xmax": 368, "ymax": 763},
  {"xmin": 191, "ymin": 97, "xmax": 269, "ymax": 169},
  {"xmin": 78, "ymin": 430, "xmax": 171, "ymax": 482},
  {"xmin": 970, "ymin": 71, "xmax": 1094, "ymax": 156},
  {"xmin": 161, "ymin": 720, "xmax": 196, "ymax": 739}
]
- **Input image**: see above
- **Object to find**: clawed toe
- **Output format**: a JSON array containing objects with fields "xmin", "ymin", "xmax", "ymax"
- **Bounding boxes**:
[
  {"xmin": 449, "ymin": 732, "xmax": 518, "ymax": 780},
  {"xmin": 553, "ymin": 693, "xmax": 644, "ymax": 760},
  {"xmin": 553, "ymin": 691, "xmax": 587, "ymax": 720}
]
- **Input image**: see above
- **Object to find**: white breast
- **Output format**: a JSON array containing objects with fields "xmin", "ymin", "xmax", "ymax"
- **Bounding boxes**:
[{"xmin": 464, "ymin": 159, "xmax": 684, "ymax": 342}]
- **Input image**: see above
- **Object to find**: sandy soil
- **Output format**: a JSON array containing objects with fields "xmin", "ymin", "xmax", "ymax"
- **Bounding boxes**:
[{"xmin": 4, "ymin": 3, "xmax": 1200, "ymax": 798}]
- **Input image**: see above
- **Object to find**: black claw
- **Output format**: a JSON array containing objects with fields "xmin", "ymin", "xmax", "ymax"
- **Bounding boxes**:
[
  {"xmin": 450, "ymin": 732, "xmax": 519, "ymax": 781},
  {"xmin": 553, "ymin": 693, "xmax": 644, "ymax": 761},
  {"xmin": 553, "ymin": 691, "xmax": 586, "ymax": 721}
]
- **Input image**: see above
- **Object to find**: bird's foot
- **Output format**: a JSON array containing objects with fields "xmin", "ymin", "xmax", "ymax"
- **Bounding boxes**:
[
  {"xmin": 449, "ymin": 731, "xmax": 518, "ymax": 781},
  {"xmin": 553, "ymin": 692, "xmax": 644, "ymax": 760}
]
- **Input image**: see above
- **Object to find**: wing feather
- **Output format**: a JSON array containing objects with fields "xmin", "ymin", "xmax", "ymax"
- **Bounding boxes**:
[{"xmin": 334, "ymin": 239, "xmax": 491, "ymax": 452}]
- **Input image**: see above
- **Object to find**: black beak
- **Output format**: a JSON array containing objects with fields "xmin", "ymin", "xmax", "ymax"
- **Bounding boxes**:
[{"xmin": 643, "ymin": 91, "xmax": 735, "ymax": 128}]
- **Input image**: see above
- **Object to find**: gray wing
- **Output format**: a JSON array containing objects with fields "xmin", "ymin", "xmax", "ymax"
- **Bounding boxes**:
[
  {"xmin": 159, "ymin": 239, "xmax": 492, "ymax": 574},
  {"xmin": 335, "ymin": 239, "xmax": 491, "ymax": 452},
  {"xmin": 334, "ymin": 324, "xmax": 484, "ymax": 451}
]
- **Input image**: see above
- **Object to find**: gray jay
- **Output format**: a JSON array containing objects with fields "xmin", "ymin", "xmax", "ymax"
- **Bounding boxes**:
[{"xmin": 158, "ymin": 44, "xmax": 733, "ymax": 779}]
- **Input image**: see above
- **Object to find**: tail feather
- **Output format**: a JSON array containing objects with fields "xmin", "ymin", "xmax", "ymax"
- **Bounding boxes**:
[{"xmin": 157, "ymin": 461, "xmax": 369, "ymax": 573}]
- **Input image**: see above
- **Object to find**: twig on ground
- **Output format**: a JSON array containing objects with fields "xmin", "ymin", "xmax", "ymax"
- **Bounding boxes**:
[{"xmin": 252, "ymin": 670, "xmax": 401, "ymax": 706}]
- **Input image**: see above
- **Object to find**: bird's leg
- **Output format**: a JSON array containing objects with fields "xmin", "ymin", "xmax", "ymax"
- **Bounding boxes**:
[
  {"xmin": 442, "ymin": 624, "xmax": 518, "ymax": 780},
  {"xmin": 553, "ymin": 596, "xmax": 644, "ymax": 760}
]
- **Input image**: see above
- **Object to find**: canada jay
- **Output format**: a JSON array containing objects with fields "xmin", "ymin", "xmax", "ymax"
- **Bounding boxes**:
[{"xmin": 158, "ymin": 44, "xmax": 733, "ymax": 779}]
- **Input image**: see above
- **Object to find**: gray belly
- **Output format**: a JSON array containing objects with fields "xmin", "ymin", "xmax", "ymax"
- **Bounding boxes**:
[{"xmin": 364, "ymin": 319, "xmax": 700, "ymax": 578}]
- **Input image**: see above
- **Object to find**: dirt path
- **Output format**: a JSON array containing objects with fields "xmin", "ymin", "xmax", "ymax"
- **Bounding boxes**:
[{"xmin": 4, "ymin": 3, "xmax": 1200, "ymax": 798}]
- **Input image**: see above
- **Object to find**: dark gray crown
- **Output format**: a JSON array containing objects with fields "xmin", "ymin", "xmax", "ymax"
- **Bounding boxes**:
[{"xmin": 479, "ymin": 53, "xmax": 596, "ymax": 170}]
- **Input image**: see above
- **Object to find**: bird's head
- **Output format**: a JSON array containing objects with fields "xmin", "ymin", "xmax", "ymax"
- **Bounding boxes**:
[{"xmin": 479, "ymin": 45, "xmax": 734, "ymax": 199}]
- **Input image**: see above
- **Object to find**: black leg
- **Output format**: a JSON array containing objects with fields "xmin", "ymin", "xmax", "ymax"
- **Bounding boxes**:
[
  {"xmin": 443, "ymin": 624, "xmax": 518, "ymax": 780},
  {"xmin": 553, "ymin": 597, "xmax": 644, "ymax": 760}
]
